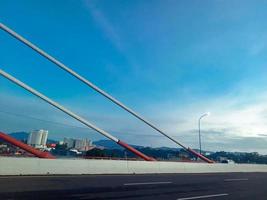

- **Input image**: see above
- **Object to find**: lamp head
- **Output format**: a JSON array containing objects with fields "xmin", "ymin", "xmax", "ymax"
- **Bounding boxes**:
[
  {"xmin": 200, "ymin": 112, "xmax": 210, "ymax": 119},
  {"xmin": 205, "ymin": 112, "xmax": 210, "ymax": 116}
]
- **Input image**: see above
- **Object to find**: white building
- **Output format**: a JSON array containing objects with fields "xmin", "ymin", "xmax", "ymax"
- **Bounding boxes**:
[
  {"xmin": 63, "ymin": 137, "xmax": 92, "ymax": 151},
  {"xmin": 63, "ymin": 138, "xmax": 75, "ymax": 149},
  {"xmin": 27, "ymin": 130, "xmax": 48, "ymax": 148}
]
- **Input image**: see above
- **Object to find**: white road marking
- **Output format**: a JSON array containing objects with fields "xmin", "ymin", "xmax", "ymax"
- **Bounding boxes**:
[
  {"xmin": 123, "ymin": 181, "xmax": 172, "ymax": 186},
  {"xmin": 224, "ymin": 178, "xmax": 248, "ymax": 182},
  {"xmin": 177, "ymin": 193, "xmax": 229, "ymax": 200}
]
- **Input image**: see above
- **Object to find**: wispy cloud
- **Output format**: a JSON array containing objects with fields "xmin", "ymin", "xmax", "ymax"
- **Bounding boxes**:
[
  {"xmin": 83, "ymin": 0, "xmax": 124, "ymax": 53},
  {"xmin": 82, "ymin": 0, "xmax": 142, "ymax": 77}
]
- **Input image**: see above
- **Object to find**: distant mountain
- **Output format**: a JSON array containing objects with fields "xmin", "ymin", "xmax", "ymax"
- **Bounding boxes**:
[
  {"xmin": 154, "ymin": 147, "xmax": 181, "ymax": 151},
  {"xmin": 92, "ymin": 139, "xmax": 182, "ymax": 151},
  {"xmin": 93, "ymin": 140, "xmax": 123, "ymax": 149},
  {"xmin": 47, "ymin": 139, "xmax": 58, "ymax": 144},
  {"xmin": 9, "ymin": 132, "xmax": 29, "ymax": 141},
  {"xmin": 93, "ymin": 139, "xmax": 151, "ymax": 150}
]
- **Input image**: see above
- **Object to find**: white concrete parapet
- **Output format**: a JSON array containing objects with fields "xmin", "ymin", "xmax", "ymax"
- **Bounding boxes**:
[{"xmin": 1, "ymin": 157, "xmax": 267, "ymax": 175}]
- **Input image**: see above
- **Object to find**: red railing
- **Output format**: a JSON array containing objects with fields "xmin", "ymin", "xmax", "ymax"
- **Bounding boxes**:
[{"xmin": 0, "ymin": 131, "xmax": 55, "ymax": 159}]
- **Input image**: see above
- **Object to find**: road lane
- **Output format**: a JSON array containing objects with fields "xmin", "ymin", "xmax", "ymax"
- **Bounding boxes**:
[
  {"xmin": 124, "ymin": 181, "xmax": 172, "ymax": 186},
  {"xmin": 224, "ymin": 178, "xmax": 248, "ymax": 182},
  {"xmin": 0, "ymin": 173, "xmax": 266, "ymax": 200}
]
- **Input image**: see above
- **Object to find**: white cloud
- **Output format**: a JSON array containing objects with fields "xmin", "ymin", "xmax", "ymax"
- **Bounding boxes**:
[
  {"xmin": 1, "ymin": 70, "xmax": 267, "ymax": 153},
  {"xmin": 2, "ymin": 89, "xmax": 267, "ymax": 153},
  {"xmin": 139, "ymin": 81, "xmax": 267, "ymax": 153},
  {"xmin": 83, "ymin": 0, "xmax": 124, "ymax": 53}
]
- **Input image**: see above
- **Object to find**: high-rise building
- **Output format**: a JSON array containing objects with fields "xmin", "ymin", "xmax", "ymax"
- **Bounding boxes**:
[
  {"xmin": 74, "ymin": 138, "xmax": 91, "ymax": 151},
  {"xmin": 63, "ymin": 137, "xmax": 92, "ymax": 151},
  {"xmin": 27, "ymin": 130, "xmax": 48, "ymax": 148},
  {"xmin": 41, "ymin": 130, "xmax": 48, "ymax": 146},
  {"xmin": 63, "ymin": 138, "xmax": 75, "ymax": 149}
]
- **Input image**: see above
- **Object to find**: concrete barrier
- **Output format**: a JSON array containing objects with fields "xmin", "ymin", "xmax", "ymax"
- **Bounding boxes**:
[{"xmin": 1, "ymin": 157, "xmax": 267, "ymax": 175}]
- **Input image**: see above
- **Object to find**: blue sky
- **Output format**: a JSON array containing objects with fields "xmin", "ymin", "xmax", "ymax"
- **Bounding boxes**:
[{"xmin": 1, "ymin": 0, "xmax": 267, "ymax": 153}]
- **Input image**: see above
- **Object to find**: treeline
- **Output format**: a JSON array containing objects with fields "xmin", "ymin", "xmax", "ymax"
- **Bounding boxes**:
[
  {"xmin": 85, "ymin": 147, "xmax": 193, "ymax": 161},
  {"xmin": 51, "ymin": 143, "xmax": 267, "ymax": 164},
  {"xmin": 85, "ymin": 148, "xmax": 267, "ymax": 164},
  {"xmin": 207, "ymin": 151, "xmax": 267, "ymax": 164}
]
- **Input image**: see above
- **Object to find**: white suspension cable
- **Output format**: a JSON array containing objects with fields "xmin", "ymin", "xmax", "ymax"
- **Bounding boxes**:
[{"xmin": 0, "ymin": 23, "xmax": 187, "ymax": 150}]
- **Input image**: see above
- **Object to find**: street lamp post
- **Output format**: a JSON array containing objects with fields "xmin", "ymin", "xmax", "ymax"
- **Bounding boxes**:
[{"xmin": 198, "ymin": 112, "xmax": 210, "ymax": 155}]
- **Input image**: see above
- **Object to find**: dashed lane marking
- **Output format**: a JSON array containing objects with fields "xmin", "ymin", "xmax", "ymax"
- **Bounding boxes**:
[{"xmin": 177, "ymin": 193, "xmax": 229, "ymax": 200}]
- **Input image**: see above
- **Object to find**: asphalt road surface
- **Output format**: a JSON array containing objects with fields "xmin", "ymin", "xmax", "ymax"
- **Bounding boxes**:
[{"xmin": 0, "ymin": 173, "xmax": 266, "ymax": 200}]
